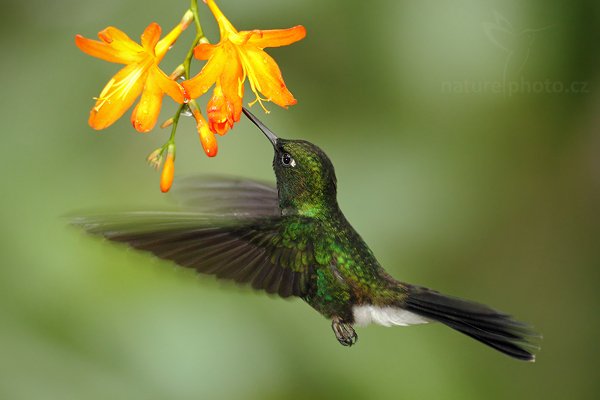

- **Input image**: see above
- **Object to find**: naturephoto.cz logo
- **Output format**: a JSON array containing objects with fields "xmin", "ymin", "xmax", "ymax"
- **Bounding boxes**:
[
  {"xmin": 442, "ymin": 78, "xmax": 590, "ymax": 96},
  {"xmin": 442, "ymin": 11, "xmax": 590, "ymax": 96}
]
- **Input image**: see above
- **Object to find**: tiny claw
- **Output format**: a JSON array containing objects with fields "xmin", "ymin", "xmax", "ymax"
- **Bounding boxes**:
[{"xmin": 332, "ymin": 316, "xmax": 358, "ymax": 347}]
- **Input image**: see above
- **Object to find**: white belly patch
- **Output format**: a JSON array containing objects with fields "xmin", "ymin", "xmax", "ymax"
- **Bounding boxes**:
[{"xmin": 352, "ymin": 305, "xmax": 429, "ymax": 327}]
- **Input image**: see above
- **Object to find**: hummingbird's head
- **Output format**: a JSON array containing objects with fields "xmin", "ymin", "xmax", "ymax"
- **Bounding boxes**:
[{"xmin": 243, "ymin": 108, "xmax": 338, "ymax": 217}]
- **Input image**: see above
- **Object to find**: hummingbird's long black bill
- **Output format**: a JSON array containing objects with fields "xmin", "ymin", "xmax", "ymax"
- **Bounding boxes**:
[{"xmin": 242, "ymin": 107, "xmax": 278, "ymax": 146}]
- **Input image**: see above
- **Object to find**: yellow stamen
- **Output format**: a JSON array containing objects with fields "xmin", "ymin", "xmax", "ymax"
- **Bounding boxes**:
[{"xmin": 248, "ymin": 94, "xmax": 270, "ymax": 113}]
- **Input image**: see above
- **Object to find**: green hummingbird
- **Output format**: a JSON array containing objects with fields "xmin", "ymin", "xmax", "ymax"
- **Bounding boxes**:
[{"xmin": 74, "ymin": 108, "xmax": 538, "ymax": 361}]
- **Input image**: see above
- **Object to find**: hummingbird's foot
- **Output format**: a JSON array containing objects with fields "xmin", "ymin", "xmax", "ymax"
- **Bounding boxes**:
[{"xmin": 332, "ymin": 316, "xmax": 358, "ymax": 347}]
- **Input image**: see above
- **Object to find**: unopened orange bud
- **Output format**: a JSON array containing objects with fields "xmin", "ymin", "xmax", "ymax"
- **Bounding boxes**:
[
  {"xmin": 160, "ymin": 144, "xmax": 175, "ymax": 192},
  {"xmin": 199, "ymin": 124, "xmax": 218, "ymax": 157},
  {"xmin": 188, "ymin": 100, "xmax": 218, "ymax": 157},
  {"xmin": 180, "ymin": 10, "xmax": 195, "ymax": 30},
  {"xmin": 188, "ymin": 100, "xmax": 202, "ymax": 118}
]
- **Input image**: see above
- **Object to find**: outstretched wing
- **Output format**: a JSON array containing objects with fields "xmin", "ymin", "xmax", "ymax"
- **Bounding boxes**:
[
  {"xmin": 171, "ymin": 175, "xmax": 279, "ymax": 217},
  {"xmin": 73, "ymin": 212, "xmax": 315, "ymax": 298}
]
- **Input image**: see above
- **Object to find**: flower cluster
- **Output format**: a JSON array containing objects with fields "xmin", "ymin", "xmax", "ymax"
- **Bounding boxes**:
[{"xmin": 76, "ymin": 0, "xmax": 305, "ymax": 192}]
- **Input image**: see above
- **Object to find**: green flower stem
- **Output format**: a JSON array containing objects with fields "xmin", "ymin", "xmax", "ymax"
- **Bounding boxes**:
[{"xmin": 167, "ymin": 0, "xmax": 207, "ymax": 144}]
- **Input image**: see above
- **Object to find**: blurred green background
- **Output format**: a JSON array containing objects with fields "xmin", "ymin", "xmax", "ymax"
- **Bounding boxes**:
[{"xmin": 1, "ymin": 0, "xmax": 599, "ymax": 399}]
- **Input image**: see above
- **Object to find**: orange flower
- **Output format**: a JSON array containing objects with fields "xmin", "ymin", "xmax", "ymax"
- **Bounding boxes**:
[
  {"xmin": 182, "ymin": 0, "xmax": 306, "ymax": 135},
  {"xmin": 75, "ymin": 15, "xmax": 191, "ymax": 132}
]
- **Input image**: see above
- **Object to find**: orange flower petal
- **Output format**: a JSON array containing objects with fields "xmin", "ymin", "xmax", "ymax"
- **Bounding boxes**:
[
  {"xmin": 75, "ymin": 34, "xmax": 141, "ymax": 64},
  {"xmin": 150, "ymin": 65, "xmax": 186, "ymax": 103},
  {"xmin": 155, "ymin": 22, "xmax": 185, "ymax": 60},
  {"xmin": 207, "ymin": 87, "xmax": 233, "ymax": 135},
  {"xmin": 88, "ymin": 63, "xmax": 148, "ymax": 130},
  {"xmin": 183, "ymin": 44, "xmax": 230, "ymax": 99},
  {"xmin": 240, "ymin": 47, "xmax": 296, "ymax": 107},
  {"xmin": 141, "ymin": 22, "xmax": 161, "ymax": 51},
  {"xmin": 98, "ymin": 27, "xmax": 144, "ymax": 57},
  {"xmin": 245, "ymin": 26, "xmax": 307, "ymax": 49},
  {"xmin": 131, "ymin": 75, "xmax": 163, "ymax": 133},
  {"xmin": 219, "ymin": 44, "xmax": 244, "ymax": 123},
  {"xmin": 206, "ymin": 0, "xmax": 238, "ymax": 38},
  {"xmin": 193, "ymin": 43, "xmax": 217, "ymax": 60},
  {"xmin": 98, "ymin": 26, "xmax": 137, "ymax": 44},
  {"xmin": 207, "ymin": 117, "xmax": 229, "ymax": 136}
]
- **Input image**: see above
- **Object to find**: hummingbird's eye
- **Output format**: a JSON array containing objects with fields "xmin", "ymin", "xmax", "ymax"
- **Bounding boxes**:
[{"xmin": 281, "ymin": 152, "xmax": 295, "ymax": 167}]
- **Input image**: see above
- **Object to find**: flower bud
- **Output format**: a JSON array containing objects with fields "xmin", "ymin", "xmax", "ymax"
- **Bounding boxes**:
[
  {"xmin": 199, "ymin": 124, "xmax": 218, "ymax": 157},
  {"xmin": 189, "ymin": 100, "xmax": 218, "ymax": 157},
  {"xmin": 180, "ymin": 10, "xmax": 195, "ymax": 31},
  {"xmin": 160, "ymin": 144, "xmax": 175, "ymax": 192}
]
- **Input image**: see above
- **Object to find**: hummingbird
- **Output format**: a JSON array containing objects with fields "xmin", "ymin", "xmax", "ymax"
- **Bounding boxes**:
[{"xmin": 74, "ymin": 108, "xmax": 539, "ymax": 361}]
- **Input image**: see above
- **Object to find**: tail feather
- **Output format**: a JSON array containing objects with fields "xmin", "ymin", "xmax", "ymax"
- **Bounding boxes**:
[{"xmin": 404, "ymin": 286, "xmax": 539, "ymax": 361}]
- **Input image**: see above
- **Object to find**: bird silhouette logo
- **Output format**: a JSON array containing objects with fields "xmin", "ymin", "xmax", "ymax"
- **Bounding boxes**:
[{"xmin": 483, "ymin": 11, "xmax": 551, "ymax": 85}]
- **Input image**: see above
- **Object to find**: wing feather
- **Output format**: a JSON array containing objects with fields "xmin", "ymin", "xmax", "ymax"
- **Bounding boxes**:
[
  {"xmin": 73, "ymin": 211, "xmax": 315, "ymax": 298},
  {"xmin": 172, "ymin": 175, "xmax": 279, "ymax": 217}
]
